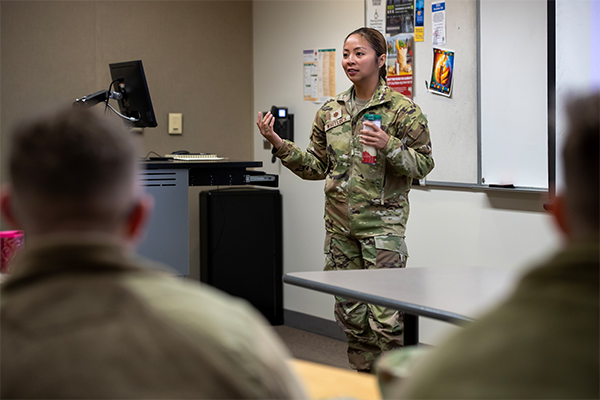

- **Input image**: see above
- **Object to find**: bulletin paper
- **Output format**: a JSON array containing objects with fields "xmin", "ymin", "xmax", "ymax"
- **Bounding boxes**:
[
  {"xmin": 366, "ymin": 0, "xmax": 386, "ymax": 36},
  {"xmin": 303, "ymin": 49, "xmax": 318, "ymax": 101},
  {"xmin": 386, "ymin": 0, "xmax": 415, "ymax": 35},
  {"xmin": 429, "ymin": 47, "xmax": 454, "ymax": 97},
  {"xmin": 317, "ymin": 49, "xmax": 336, "ymax": 100},
  {"xmin": 432, "ymin": 1, "xmax": 446, "ymax": 46},
  {"xmin": 415, "ymin": 0, "xmax": 424, "ymax": 42},
  {"xmin": 303, "ymin": 49, "xmax": 336, "ymax": 102},
  {"xmin": 386, "ymin": 34, "xmax": 414, "ymax": 98}
]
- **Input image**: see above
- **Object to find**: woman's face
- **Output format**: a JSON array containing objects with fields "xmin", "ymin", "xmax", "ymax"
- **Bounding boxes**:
[{"xmin": 342, "ymin": 34, "xmax": 383, "ymax": 85}]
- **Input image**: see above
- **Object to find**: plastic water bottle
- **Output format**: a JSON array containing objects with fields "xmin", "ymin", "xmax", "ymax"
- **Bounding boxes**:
[{"xmin": 362, "ymin": 114, "xmax": 381, "ymax": 164}]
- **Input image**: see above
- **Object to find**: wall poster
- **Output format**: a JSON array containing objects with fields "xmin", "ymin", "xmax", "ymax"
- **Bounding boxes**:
[
  {"xmin": 429, "ymin": 47, "xmax": 454, "ymax": 97},
  {"xmin": 415, "ymin": 0, "xmax": 424, "ymax": 41},
  {"xmin": 432, "ymin": 1, "xmax": 446, "ymax": 46},
  {"xmin": 303, "ymin": 49, "xmax": 318, "ymax": 101},
  {"xmin": 303, "ymin": 49, "xmax": 336, "ymax": 102},
  {"xmin": 365, "ymin": 0, "xmax": 386, "ymax": 36},
  {"xmin": 386, "ymin": 34, "xmax": 414, "ymax": 98},
  {"xmin": 386, "ymin": 0, "xmax": 415, "ymax": 35}
]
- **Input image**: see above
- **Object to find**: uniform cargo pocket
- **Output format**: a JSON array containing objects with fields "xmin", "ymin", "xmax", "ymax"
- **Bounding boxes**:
[{"xmin": 374, "ymin": 235, "xmax": 408, "ymax": 258}]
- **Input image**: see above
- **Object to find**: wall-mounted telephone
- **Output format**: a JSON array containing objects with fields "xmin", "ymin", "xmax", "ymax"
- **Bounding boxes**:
[
  {"xmin": 265, "ymin": 106, "xmax": 294, "ymax": 163},
  {"xmin": 269, "ymin": 106, "xmax": 294, "ymax": 143}
]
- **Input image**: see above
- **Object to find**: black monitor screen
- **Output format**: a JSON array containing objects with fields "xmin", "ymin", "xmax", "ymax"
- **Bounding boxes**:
[{"xmin": 109, "ymin": 60, "xmax": 157, "ymax": 128}]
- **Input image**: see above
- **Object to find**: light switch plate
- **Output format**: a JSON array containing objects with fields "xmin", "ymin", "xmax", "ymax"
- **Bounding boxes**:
[{"xmin": 169, "ymin": 113, "xmax": 183, "ymax": 134}]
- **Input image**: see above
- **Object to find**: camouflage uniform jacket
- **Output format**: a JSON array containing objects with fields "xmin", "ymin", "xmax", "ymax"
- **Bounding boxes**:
[{"xmin": 274, "ymin": 80, "xmax": 434, "ymax": 243}]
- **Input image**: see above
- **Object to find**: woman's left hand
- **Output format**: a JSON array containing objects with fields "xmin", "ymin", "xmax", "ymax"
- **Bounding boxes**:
[{"xmin": 360, "ymin": 121, "xmax": 390, "ymax": 150}]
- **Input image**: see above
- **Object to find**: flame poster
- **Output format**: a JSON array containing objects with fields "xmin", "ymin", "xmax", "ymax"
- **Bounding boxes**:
[{"xmin": 429, "ymin": 47, "xmax": 454, "ymax": 97}]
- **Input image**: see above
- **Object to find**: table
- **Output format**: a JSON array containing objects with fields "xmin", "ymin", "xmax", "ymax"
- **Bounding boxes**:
[
  {"xmin": 137, "ymin": 160, "xmax": 277, "ymax": 275},
  {"xmin": 288, "ymin": 359, "xmax": 380, "ymax": 400},
  {"xmin": 141, "ymin": 159, "xmax": 278, "ymax": 187},
  {"xmin": 283, "ymin": 266, "xmax": 523, "ymax": 345}
]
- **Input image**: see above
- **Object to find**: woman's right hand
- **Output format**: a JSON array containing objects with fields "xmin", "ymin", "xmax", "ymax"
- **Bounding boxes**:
[{"xmin": 256, "ymin": 112, "xmax": 283, "ymax": 150}]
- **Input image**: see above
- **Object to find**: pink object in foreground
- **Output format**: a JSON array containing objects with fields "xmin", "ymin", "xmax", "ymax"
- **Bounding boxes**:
[{"xmin": 1, "ymin": 230, "xmax": 24, "ymax": 273}]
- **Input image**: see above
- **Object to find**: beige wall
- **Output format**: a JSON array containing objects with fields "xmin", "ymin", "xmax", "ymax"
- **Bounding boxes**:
[
  {"xmin": 0, "ymin": 1, "xmax": 254, "ymax": 275},
  {"xmin": 1, "ymin": 1, "xmax": 254, "ymax": 163}
]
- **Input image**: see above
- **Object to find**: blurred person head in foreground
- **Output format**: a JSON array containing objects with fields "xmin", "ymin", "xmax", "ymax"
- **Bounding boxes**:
[
  {"xmin": 0, "ymin": 106, "xmax": 305, "ymax": 399},
  {"xmin": 378, "ymin": 91, "xmax": 599, "ymax": 399}
]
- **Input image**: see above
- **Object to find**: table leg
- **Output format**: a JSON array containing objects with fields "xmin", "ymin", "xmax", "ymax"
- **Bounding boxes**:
[{"xmin": 404, "ymin": 313, "xmax": 419, "ymax": 346}]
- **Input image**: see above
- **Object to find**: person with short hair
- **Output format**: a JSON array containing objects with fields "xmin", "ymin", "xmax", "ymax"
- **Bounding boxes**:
[
  {"xmin": 0, "ymin": 106, "xmax": 306, "ymax": 399},
  {"xmin": 378, "ymin": 91, "xmax": 599, "ymax": 399}
]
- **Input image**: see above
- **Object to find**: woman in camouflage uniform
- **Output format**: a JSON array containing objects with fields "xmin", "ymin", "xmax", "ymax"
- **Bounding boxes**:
[{"xmin": 257, "ymin": 27, "xmax": 434, "ymax": 372}]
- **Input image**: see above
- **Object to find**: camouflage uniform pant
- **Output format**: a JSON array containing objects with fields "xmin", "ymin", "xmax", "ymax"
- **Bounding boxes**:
[{"xmin": 324, "ymin": 232, "xmax": 407, "ymax": 372}]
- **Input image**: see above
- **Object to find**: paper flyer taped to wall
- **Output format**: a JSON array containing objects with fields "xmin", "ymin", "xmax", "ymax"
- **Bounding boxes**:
[
  {"xmin": 429, "ymin": 47, "xmax": 454, "ymax": 97},
  {"xmin": 386, "ymin": 33, "xmax": 414, "ymax": 98},
  {"xmin": 365, "ymin": 0, "xmax": 386, "ymax": 36},
  {"xmin": 386, "ymin": 0, "xmax": 415, "ymax": 35},
  {"xmin": 432, "ymin": 1, "xmax": 446, "ymax": 46},
  {"xmin": 303, "ymin": 49, "xmax": 336, "ymax": 102},
  {"xmin": 415, "ymin": 0, "xmax": 425, "ymax": 42},
  {"xmin": 303, "ymin": 49, "xmax": 318, "ymax": 101}
]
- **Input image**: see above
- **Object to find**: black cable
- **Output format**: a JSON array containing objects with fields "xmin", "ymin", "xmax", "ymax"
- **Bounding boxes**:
[
  {"xmin": 104, "ymin": 77, "xmax": 124, "ymax": 114},
  {"xmin": 139, "ymin": 151, "xmax": 165, "ymax": 160}
]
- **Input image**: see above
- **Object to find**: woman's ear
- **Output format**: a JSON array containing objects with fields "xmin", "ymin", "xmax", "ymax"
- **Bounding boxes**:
[{"xmin": 378, "ymin": 53, "xmax": 387, "ymax": 69}]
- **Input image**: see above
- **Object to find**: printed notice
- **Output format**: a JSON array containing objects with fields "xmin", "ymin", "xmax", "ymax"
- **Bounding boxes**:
[
  {"xmin": 303, "ymin": 49, "xmax": 318, "ymax": 101},
  {"xmin": 304, "ymin": 49, "xmax": 336, "ymax": 102},
  {"xmin": 366, "ymin": 0, "xmax": 386, "ymax": 36},
  {"xmin": 432, "ymin": 1, "xmax": 446, "ymax": 46},
  {"xmin": 317, "ymin": 49, "xmax": 336, "ymax": 100},
  {"xmin": 386, "ymin": 0, "xmax": 415, "ymax": 35},
  {"xmin": 415, "ymin": 0, "xmax": 424, "ymax": 42}
]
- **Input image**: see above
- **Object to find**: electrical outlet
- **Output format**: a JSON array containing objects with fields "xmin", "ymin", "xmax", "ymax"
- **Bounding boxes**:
[{"xmin": 169, "ymin": 113, "xmax": 183, "ymax": 134}]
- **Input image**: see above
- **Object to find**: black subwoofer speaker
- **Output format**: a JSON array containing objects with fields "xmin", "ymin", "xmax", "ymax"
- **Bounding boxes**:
[{"xmin": 200, "ymin": 188, "xmax": 283, "ymax": 325}]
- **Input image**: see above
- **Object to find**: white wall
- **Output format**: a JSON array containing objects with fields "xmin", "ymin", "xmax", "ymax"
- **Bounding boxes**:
[{"xmin": 253, "ymin": 0, "xmax": 560, "ymax": 345}]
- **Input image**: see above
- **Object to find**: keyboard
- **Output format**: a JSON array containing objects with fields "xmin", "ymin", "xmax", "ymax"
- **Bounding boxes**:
[{"xmin": 165, "ymin": 153, "xmax": 226, "ymax": 161}]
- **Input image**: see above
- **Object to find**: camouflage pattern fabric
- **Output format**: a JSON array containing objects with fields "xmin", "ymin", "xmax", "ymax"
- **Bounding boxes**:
[
  {"xmin": 273, "ymin": 79, "xmax": 434, "ymax": 240},
  {"xmin": 273, "ymin": 80, "xmax": 433, "ymax": 372},
  {"xmin": 325, "ymin": 232, "xmax": 407, "ymax": 372}
]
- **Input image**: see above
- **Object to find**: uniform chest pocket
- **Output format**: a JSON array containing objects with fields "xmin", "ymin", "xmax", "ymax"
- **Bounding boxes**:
[{"xmin": 325, "ymin": 115, "xmax": 353, "ymax": 162}]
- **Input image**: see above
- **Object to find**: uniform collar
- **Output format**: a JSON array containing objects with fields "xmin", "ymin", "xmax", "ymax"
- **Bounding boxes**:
[{"xmin": 337, "ymin": 78, "xmax": 394, "ymax": 109}]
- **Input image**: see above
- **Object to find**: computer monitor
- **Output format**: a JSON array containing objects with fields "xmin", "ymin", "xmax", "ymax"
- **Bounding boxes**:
[{"xmin": 109, "ymin": 60, "xmax": 158, "ymax": 128}]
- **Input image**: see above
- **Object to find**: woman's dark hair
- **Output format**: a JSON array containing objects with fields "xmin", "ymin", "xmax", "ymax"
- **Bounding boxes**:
[{"xmin": 345, "ymin": 27, "xmax": 387, "ymax": 82}]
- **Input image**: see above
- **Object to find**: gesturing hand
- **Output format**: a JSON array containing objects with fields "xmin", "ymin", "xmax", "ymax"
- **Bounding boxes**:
[
  {"xmin": 359, "ymin": 121, "xmax": 390, "ymax": 150},
  {"xmin": 256, "ymin": 112, "xmax": 283, "ymax": 150}
]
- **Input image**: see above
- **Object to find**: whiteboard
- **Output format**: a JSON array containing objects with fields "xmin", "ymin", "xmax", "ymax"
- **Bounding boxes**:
[
  {"xmin": 479, "ymin": 0, "xmax": 548, "ymax": 189},
  {"xmin": 414, "ymin": 0, "xmax": 479, "ymax": 185},
  {"xmin": 366, "ymin": 0, "xmax": 551, "ymax": 189}
]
